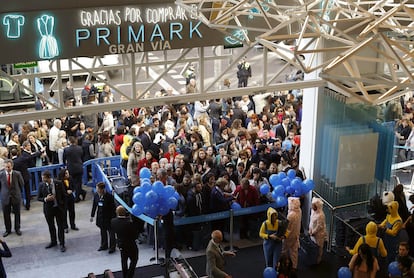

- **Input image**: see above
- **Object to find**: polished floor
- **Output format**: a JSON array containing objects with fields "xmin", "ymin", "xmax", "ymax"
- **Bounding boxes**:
[{"xmin": 1, "ymin": 185, "xmax": 390, "ymax": 278}]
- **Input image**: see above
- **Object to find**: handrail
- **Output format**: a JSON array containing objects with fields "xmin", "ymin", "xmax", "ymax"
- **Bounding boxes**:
[{"xmin": 312, "ymin": 191, "xmax": 370, "ymax": 252}]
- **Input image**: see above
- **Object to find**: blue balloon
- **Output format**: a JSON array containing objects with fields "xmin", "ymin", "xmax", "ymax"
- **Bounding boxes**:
[
  {"xmin": 132, "ymin": 204, "xmax": 143, "ymax": 216},
  {"xmin": 291, "ymin": 178, "xmax": 302, "ymax": 191},
  {"xmin": 263, "ymin": 266, "xmax": 277, "ymax": 278},
  {"xmin": 152, "ymin": 181, "xmax": 165, "ymax": 196},
  {"xmin": 303, "ymin": 179, "xmax": 315, "ymax": 191},
  {"xmin": 133, "ymin": 192, "xmax": 144, "ymax": 205},
  {"xmin": 273, "ymin": 185, "xmax": 285, "ymax": 197},
  {"xmin": 231, "ymin": 202, "xmax": 242, "ymax": 210},
  {"xmin": 269, "ymin": 174, "xmax": 281, "ymax": 187},
  {"xmin": 163, "ymin": 185, "xmax": 175, "ymax": 199},
  {"xmin": 287, "ymin": 169, "xmax": 296, "ymax": 179},
  {"xmin": 173, "ymin": 191, "xmax": 180, "ymax": 200},
  {"xmin": 133, "ymin": 186, "xmax": 142, "ymax": 195},
  {"xmin": 145, "ymin": 190, "xmax": 159, "ymax": 205},
  {"xmin": 275, "ymin": 196, "xmax": 288, "ymax": 208},
  {"xmin": 388, "ymin": 261, "xmax": 401, "ymax": 276},
  {"xmin": 139, "ymin": 167, "xmax": 151, "ymax": 179},
  {"xmin": 337, "ymin": 267, "xmax": 352, "ymax": 278},
  {"xmin": 140, "ymin": 178, "xmax": 150, "ymax": 184},
  {"xmin": 293, "ymin": 189, "xmax": 302, "ymax": 197},
  {"xmin": 147, "ymin": 203, "xmax": 160, "ymax": 218},
  {"xmin": 141, "ymin": 182, "xmax": 152, "ymax": 194},
  {"xmin": 167, "ymin": 196, "xmax": 178, "ymax": 210},
  {"xmin": 281, "ymin": 178, "xmax": 290, "ymax": 188},
  {"xmin": 285, "ymin": 186, "xmax": 294, "ymax": 195},
  {"xmin": 260, "ymin": 184, "xmax": 270, "ymax": 195},
  {"xmin": 278, "ymin": 172, "xmax": 287, "ymax": 180},
  {"xmin": 282, "ymin": 140, "xmax": 292, "ymax": 151},
  {"xmin": 158, "ymin": 204, "xmax": 170, "ymax": 216}
]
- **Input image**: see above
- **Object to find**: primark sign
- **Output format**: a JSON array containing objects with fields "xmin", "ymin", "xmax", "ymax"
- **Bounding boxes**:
[{"xmin": 0, "ymin": 3, "xmax": 226, "ymax": 64}]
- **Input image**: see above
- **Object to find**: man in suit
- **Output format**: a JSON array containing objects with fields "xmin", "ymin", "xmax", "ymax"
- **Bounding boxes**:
[
  {"xmin": 0, "ymin": 159, "xmax": 24, "ymax": 237},
  {"xmin": 38, "ymin": 170, "xmax": 67, "ymax": 252},
  {"xmin": 63, "ymin": 136, "xmax": 85, "ymax": 202},
  {"xmin": 206, "ymin": 230, "xmax": 235, "ymax": 278},
  {"xmin": 274, "ymin": 115, "xmax": 290, "ymax": 141},
  {"xmin": 111, "ymin": 206, "xmax": 140, "ymax": 278},
  {"xmin": 90, "ymin": 182, "xmax": 116, "ymax": 254}
]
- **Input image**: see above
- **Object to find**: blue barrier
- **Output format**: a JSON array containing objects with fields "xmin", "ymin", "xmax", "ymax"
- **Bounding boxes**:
[
  {"xmin": 28, "ymin": 163, "xmax": 64, "ymax": 196},
  {"xmin": 82, "ymin": 156, "xmax": 122, "ymax": 187}
]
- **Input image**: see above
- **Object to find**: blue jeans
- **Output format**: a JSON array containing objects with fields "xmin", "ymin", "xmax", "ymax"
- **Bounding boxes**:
[{"xmin": 263, "ymin": 239, "xmax": 282, "ymax": 268}]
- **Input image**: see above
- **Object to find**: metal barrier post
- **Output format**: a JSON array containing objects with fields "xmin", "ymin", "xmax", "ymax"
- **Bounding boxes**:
[
  {"xmin": 328, "ymin": 208, "xmax": 335, "ymax": 253},
  {"xmin": 150, "ymin": 217, "xmax": 164, "ymax": 264},
  {"xmin": 229, "ymin": 209, "xmax": 234, "ymax": 251}
]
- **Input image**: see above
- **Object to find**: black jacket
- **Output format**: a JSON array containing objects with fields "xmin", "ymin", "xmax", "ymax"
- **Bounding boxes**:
[
  {"xmin": 91, "ymin": 191, "xmax": 116, "ymax": 229},
  {"xmin": 63, "ymin": 144, "xmax": 84, "ymax": 175},
  {"xmin": 37, "ymin": 180, "xmax": 67, "ymax": 213},
  {"xmin": 111, "ymin": 216, "xmax": 140, "ymax": 249}
]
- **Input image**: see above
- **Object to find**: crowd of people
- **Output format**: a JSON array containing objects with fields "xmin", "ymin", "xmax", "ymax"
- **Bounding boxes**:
[{"xmin": 3, "ymin": 79, "xmax": 414, "ymax": 277}]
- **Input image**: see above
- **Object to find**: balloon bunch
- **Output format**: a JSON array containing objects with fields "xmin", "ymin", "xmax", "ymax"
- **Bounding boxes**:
[
  {"xmin": 264, "ymin": 169, "xmax": 315, "ymax": 208},
  {"xmin": 131, "ymin": 167, "xmax": 179, "ymax": 218}
]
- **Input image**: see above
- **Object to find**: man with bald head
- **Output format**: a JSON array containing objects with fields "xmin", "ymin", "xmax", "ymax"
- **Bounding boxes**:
[
  {"xmin": 111, "ymin": 205, "xmax": 140, "ymax": 278},
  {"xmin": 206, "ymin": 230, "xmax": 235, "ymax": 278}
]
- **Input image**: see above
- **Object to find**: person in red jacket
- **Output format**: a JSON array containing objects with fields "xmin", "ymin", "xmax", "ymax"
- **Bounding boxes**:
[
  {"xmin": 113, "ymin": 126, "xmax": 125, "ymax": 155},
  {"xmin": 137, "ymin": 150, "xmax": 157, "ymax": 175},
  {"xmin": 233, "ymin": 178, "xmax": 260, "ymax": 239}
]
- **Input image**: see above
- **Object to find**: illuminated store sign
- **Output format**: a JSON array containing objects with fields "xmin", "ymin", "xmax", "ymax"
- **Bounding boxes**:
[{"xmin": 0, "ymin": 3, "xmax": 226, "ymax": 64}]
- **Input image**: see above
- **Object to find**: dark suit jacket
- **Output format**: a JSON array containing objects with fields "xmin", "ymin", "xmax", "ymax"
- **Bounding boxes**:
[
  {"xmin": 91, "ymin": 192, "xmax": 116, "ymax": 229},
  {"xmin": 0, "ymin": 241, "xmax": 11, "ymax": 278},
  {"xmin": 274, "ymin": 123, "xmax": 287, "ymax": 141},
  {"xmin": 111, "ymin": 217, "xmax": 139, "ymax": 249},
  {"xmin": 63, "ymin": 145, "xmax": 83, "ymax": 175},
  {"xmin": 210, "ymin": 186, "xmax": 232, "ymax": 213},
  {"xmin": 37, "ymin": 180, "xmax": 67, "ymax": 213},
  {"xmin": 139, "ymin": 133, "xmax": 152, "ymax": 151},
  {"xmin": 12, "ymin": 150, "xmax": 38, "ymax": 182},
  {"xmin": 0, "ymin": 170, "xmax": 23, "ymax": 206},
  {"xmin": 206, "ymin": 239, "xmax": 227, "ymax": 278}
]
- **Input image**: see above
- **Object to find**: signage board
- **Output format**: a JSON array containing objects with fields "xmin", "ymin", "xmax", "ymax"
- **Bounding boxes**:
[{"xmin": 0, "ymin": 3, "xmax": 227, "ymax": 64}]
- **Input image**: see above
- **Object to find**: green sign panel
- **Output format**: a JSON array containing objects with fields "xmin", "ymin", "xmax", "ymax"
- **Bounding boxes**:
[{"xmin": 13, "ymin": 61, "xmax": 38, "ymax": 68}]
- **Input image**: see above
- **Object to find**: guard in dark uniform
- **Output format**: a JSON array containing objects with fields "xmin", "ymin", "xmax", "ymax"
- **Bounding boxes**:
[{"xmin": 90, "ymin": 182, "xmax": 116, "ymax": 254}]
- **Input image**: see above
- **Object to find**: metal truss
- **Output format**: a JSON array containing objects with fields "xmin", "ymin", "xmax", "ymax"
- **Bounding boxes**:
[
  {"xmin": 4, "ymin": 0, "xmax": 414, "ymax": 122},
  {"xmin": 176, "ymin": 0, "xmax": 414, "ymax": 104},
  {"xmin": 0, "ymin": 45, "xmax": 324, "ymax": 123}
]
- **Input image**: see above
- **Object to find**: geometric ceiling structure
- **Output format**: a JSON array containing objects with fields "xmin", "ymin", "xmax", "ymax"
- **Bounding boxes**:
[{"xmin": 176, "ymin": 0, "xmax": 414, "ymax": 104}]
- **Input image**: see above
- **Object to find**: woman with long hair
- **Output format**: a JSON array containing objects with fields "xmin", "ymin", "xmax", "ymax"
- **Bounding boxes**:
[
  {"xmin": 127, "ymin": 141, "xmax": 144, "ymax": 186},
  {"xmin": 348, "ymin": 243, "xmax": 379, "ymax": 278}
]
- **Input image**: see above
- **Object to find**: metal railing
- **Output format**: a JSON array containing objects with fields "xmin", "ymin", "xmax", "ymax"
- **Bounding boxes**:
[{"xmin": 312, "ymin": 191, "xmax": 370, "ymax": 252}]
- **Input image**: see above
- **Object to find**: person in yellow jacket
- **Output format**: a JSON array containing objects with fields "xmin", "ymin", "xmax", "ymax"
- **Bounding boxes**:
[
  {"xmin": 346, "ymin": 221, "xmax": 387, "ymax": 259},
  {"xmin": 119, "ymin": 133, "xmax": 133, "ymax": 170},
  {"xmin": 378, "ymin": 200, "xmax": 403, "ymax": 263},
  {"xmin": 259, "ymin": 207, "xmax": 288, "ymax": 268}
]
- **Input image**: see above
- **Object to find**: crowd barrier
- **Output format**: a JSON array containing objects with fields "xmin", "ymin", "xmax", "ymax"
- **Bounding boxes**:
[
  {"xmin": 28, "ymin": 163, "xmax": 64, "ymax": 196},
  {"xmin": 91, "ymin": 157, "xmax": 280, "ymax": 255}
]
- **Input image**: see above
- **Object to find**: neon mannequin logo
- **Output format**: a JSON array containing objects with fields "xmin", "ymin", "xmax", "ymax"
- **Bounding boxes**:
[
  {"xmin": 37, "ymin": 15, "xmax": 59, "ymax": 59},
  {"xmin": 3, "ymin": 14, "xmax": 25, "ymax": 39}
]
